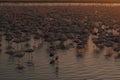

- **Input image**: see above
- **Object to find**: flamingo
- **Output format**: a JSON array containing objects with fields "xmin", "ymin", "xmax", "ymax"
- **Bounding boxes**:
[
  {"xmin": 14, "ymin": 51, "xmax": 25, "ymax": 69},
  {"xmin": 24, "ymin": 47, "xmax": 34, "ymax": 66}
]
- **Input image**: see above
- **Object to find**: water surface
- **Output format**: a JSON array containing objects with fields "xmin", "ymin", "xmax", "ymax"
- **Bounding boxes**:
[{"xmin": 0, "ymin": 3, "xmax": 120, "ymax": 80}]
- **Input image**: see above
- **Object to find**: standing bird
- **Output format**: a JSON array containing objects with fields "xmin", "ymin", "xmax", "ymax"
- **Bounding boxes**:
[{"xmin": 14, "ymin": 51, "xmax": 25, "ymax": 69}]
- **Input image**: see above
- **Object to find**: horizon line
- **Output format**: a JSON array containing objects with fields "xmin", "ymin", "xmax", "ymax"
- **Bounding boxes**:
[{"xmin": 0, "ymin": 3, "xmax": 120, "ymax": 6}]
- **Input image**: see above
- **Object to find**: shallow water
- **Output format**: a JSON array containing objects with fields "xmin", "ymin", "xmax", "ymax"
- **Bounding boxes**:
[
  {"xmin": 0, "ymin": 2, "xmax": 120, "ymax": 80},
  {"xmin": 0, "ymin": 34, "xmax": 120, "ymax": 80}
]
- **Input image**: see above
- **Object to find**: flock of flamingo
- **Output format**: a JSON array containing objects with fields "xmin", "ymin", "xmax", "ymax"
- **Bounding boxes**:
[{"xmin": 0, "ymin": 6, "xmax": 120, "ymax": 70}]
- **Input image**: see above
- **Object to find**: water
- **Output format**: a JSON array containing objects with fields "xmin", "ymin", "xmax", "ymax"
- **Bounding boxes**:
[
  {"xmin": 0, "ymin": 34, "xmax": 120, "ymax": 80},
  {"xmin": 0, "ymin": 3, "xmax": 120, "ymax": 80}
]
